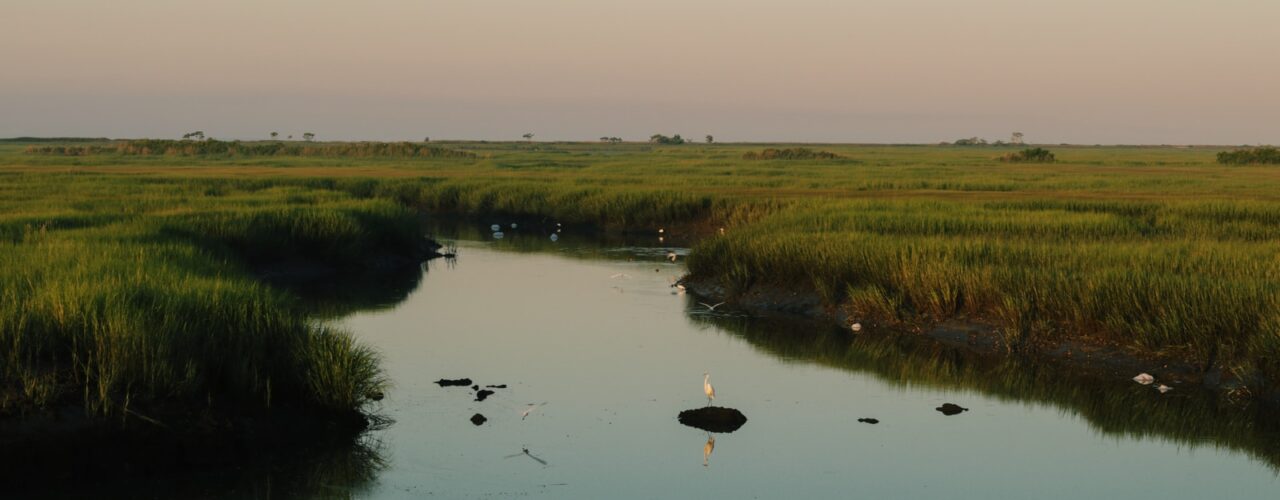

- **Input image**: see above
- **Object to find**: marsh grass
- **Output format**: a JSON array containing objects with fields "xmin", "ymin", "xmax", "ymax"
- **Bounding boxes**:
[
  {"xmin": 0, "ymin": 173, "xmax": 404, "ymax": 418},
  {"xmin": 5, "ymin": 140, "xmax": 1280, "ymax": 402}
]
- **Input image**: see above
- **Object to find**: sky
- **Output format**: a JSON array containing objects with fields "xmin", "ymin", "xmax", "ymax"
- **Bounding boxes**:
[{"xmin": 2, "ymin": 0, "xmax": 1277, "ymax": 144}]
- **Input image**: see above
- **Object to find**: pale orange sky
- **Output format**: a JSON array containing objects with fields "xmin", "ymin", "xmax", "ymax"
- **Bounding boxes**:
[{"xmin": 3, "ymin": 0, "xmax": 1277, "ymax": 143}]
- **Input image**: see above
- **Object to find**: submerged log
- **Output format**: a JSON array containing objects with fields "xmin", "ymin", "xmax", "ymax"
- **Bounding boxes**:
[
  {"xmin": 678, "ymin": 407, "xmax": 748, "ymax": 433},
  {"xmin": 436, "ymin": 378, "xmax": 473, "ymax": 387}
]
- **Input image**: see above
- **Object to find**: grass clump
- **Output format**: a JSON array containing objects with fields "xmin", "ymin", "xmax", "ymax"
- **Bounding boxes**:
[
  {"xmin": 999, "ymin": 147, "xmax": 1056, "ymax": 163},
  {"xmin": 1217, "ymin": 146, "xmax": 1280, "ymax": 165}
]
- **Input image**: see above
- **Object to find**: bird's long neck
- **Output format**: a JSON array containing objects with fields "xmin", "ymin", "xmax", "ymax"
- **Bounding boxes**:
[{"xmin": 704, "ymin": 374, "xmax": 710, "ymax": 383}]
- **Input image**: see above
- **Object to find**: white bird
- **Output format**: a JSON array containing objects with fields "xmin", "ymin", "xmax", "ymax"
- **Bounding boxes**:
[
  {"xmin": 511, "ymin": 223, "xmax": 518, "ymax": 229},
  {"xmin": 521, "ymin": 402, "xmax": 546, "ymax": 420},
  {"xmin": 667, "ymin": 252, "xmax": 678, "ymax": 262},
  {"xmin": 703, "ymin": 372, "xmax": 716, "ymax": 406},
  {"xmin": 851, "ymin": 322, "xmax": 863, "ymax": 332},
  {"xmin": 550, "ymin": 234, "xmax": 559, "ymax": 242},
  {"xmin": 492, "ymin": 231, "xmax": 505, "ymax": 239},
  {"xmin": 699, "ymin": 302, "xmax": 725, "ymax": 311},
  {"xmin": 1133, "ymin": 373, "xmax": 1155, "ymax": 385},
  {"xmin": 1156, "ymin": 384, "xmax": 1173, "ymax": 394},
  {"xmin": 610, "ymin": 273, "xmax": 632, "ymax": 279},
  {"xmin": 490, "ymin": 224, "xmax": 501, "ymax": 231},
  {"xmin": 658, "ymin": 228, "xmax": 665, "ymax": 234}
]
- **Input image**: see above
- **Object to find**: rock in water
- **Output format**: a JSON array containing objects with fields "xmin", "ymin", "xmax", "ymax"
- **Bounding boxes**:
[
  {"xmin": 470, "ymin": 413, "xmax": 487, "ymax": 426},
  {"xmin": 857, "ymin": 418, "xmax": 879, "ymax": 424},
  {"xmin": 475, "ymin": 389, "xmax": 495, "ymax": 402},
  {"xmin": 436, "ymin": 378, "xmax": 473, "ymax": 387},
  {"xmin": 678, "ymin": 407, "xmax": 748, "ymax": 433},
  {"xmin": 935, "ymin": 403, "xmax": 969, "ymax": 416},
  {"xmin": 486, "ymin": 384, "xmax": 508, "ymax": 389}
]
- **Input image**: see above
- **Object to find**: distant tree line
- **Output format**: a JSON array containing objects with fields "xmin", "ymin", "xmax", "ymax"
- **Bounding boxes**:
[
  {"xmin": 599, "ymin": 136, "xmax": 623, "ymax": 143},
  {"xmin": 0, "ymin": 137, "xmax": 111, "ymax": 143},
  {"xmin": 945, "ymin": 132, "xmax": 1025, "ymax": 146},
  {"xmin": 742, "ymin": 148, "xmax": 843, "ymax": 160},
  {"xmin": 26, "ymin": 139, "xmax": 476, "ymax": 159},
  {"xmin": 1217, "ymin": 146, "xmax": 1280, "ymax": 165}
]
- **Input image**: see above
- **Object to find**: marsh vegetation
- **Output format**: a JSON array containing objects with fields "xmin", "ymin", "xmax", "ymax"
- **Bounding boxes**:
[{"xmin": 4, "ymin": 139, "xmax": 1280, "ymax": 432}]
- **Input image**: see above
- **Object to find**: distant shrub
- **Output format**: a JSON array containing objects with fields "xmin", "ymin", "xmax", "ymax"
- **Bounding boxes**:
[
  {"xmin": 26, "ymin": 140, "xmax": 476, "ymax": 159},
  {"xmin": 649, "ymin": 134, "xmax": 686, "ymax": 145},
  {"xmin": 1217, "ymin": 146, "xmax": 1280, "ymax": 165},
  {"xmin": 999, "ymin": 148, "xmax": 1056, "ymax": 163},
  {"xmin": 742, "ymin": 148, "xmax": 843, "ymax": 160}
]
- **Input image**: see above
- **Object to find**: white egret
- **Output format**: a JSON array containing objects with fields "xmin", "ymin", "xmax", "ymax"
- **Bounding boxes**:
[
  {"xmin": 658, "ymin": 228, "xmax": 665, "ymax": 234},
  {"xmin": 511, "ymin": 223, "xmax": 518, "ymax": 229},
  {"xmin": 1156, "ymin": 384, "xmax": 1173, "ymax": 393},
  {"xmin": 492, "ymin": 231, "xmax": 504, "ymax": 239},
  {"xmin": 703, "ymin": 372, "xmax": 715, "ymax": 405},
  {"xmin": 667, "ymin": 252, "xmax": 678, "ymax": 262},
  {"xmin": 550, "ymin": 234, "xmax": 559, "ymax": 242},
  {"xmin": 851, "ymin": 322, "xmax": 863, "ymax": 332},
  {"xmin": 698, "ymin": 302, "xmax": 725, "ymax": 311},
  {"xmin": 490, "ymin": 224, "xmax": 501, "ymax": 231},
  {"xmin": 1133, "ymin": 373, "xmax": 1154, "ymax": 385}
]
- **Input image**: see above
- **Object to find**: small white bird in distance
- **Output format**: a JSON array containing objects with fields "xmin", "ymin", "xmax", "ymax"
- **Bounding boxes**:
[
  {"xmin": 1133, "ymin": 373, "xmax": 1155, "ymax": 385},
  {"xmin": 703, "ymin": 372, "xmax": 716, "ymax": 405},
  {"xmin": 522, "ymin": 402, "xmax": 547, "ymax": 420},
  {"xmin": 490, "ymin": 224, "xmax": 501, "ymax": 231},
  {"xmin": 851, "ymin": 322, "xmax": 863, "ymax": 332},
  {"xmin": 1156, "ymin": 384, "xmax": 1173, "ymax": 394},
  {"xmin": 610, "ymin": 273, "xmax": 632, "ymax": 279},
  {"xmin": 511, "ymin": 223, "xmax": 518, "ymax": 229},
  {"xmin": 699, "ymin": 302, "xmax": 725, "ymax": 311},
  {"xmin": 667, "ymin": 252, "xmax": 678, "ymax": 262},
  {"xmin": 550, "ymin": 234, "xmax": 559, "ymax": 242},
  {"xmin": 659, "ymin": 228, "xmax": 665, "ymax": 234},
  {"xmin": 492, "ymin": 231, "xmax": 505, "ymax": 239}
]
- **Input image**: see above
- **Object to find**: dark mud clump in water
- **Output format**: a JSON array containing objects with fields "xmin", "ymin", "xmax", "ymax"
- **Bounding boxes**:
[
  {"xmin": 470, "ymin": 413, "xmax": 487, "ymax": 426},
  {"xmin": 936, "ymin": 403, "xmax": 969, "ymax": 416},
  {"xmin": 858, "ymin": 418, "xmax": 880, "ymax": 424},
  {"xmin": 678, "ymin": 407, "xmax": 748, "ymax": 433},
  {"xmin": 486, "ymin": 384, "xmax": 507, "ymax": 389},
  {"xmin": 475, "ymin": 390, "xmax": 495, "ymax": 402},
  {"xmin": 436, "ymin": 378, "xmax": 473, "ymax": 387}
]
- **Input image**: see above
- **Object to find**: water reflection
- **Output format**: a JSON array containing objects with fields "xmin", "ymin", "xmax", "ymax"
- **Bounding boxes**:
[
  {"xmin": 703, "ymin": 434, "xmax": 716, "ymax": 467},
  {"xmin": 691, "ymin": 313, "xmax": 1280, "ymax": 471},
  {"xmin": 9, "ymin": 433, "xmax": 388, "ymax": 499}
]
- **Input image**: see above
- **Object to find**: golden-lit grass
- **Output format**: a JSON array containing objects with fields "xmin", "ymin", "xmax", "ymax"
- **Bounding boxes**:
[{"xmin": 4, "ymin": 139, "xmax": 1280, "ymax": 398}]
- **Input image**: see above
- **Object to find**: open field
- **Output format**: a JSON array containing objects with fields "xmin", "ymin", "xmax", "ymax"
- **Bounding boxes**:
[{"xmin": 3, "ymin": 139, "xmax": 1280, "ymax": 420}]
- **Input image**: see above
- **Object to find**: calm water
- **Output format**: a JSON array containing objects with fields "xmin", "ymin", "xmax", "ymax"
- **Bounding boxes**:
[{"xmin": 331, "ymin": 228, "xmax": 1278, "ymax": 499}]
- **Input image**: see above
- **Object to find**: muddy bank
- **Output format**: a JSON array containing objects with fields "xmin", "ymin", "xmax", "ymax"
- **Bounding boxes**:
[{"xmin": 682, "ymin": 276, "xmax": 1278, "ymax": 408}]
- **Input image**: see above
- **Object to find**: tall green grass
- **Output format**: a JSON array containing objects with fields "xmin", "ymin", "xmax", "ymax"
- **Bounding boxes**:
[{"xmin": 0, "ymin": 173, "xmax": 409, "ymax": 419}]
